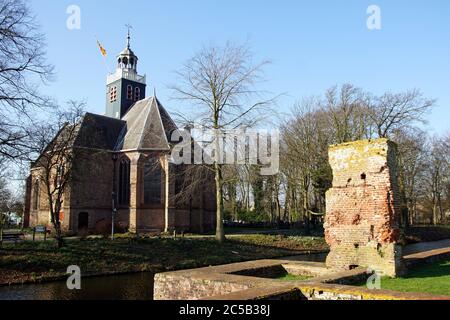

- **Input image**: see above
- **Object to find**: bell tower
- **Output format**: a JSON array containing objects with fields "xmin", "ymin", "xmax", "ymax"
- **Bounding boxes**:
[{"xmin": 106, "ymin": 27, "xmax": 147, "ymax": 119}]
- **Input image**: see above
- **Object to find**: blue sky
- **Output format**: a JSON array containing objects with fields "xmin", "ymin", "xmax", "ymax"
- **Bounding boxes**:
[{"xmin": 29, "ymin": 0, "xmax": 449, "ymax": 134}]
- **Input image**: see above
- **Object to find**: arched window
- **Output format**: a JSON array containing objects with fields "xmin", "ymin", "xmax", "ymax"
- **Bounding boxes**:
[
  {"xmin": 110, "ymin": 86, "xmax": 117, "ymax": 103},
  {"xmin": 32, "ymin": 180, "xmax": 40, "ymax": 210},
  {"xmin": 134, "ymin": 87, "xmax": 140, "ymax": 101},
  {"xmin": 118, "ymin": 159, "xmax": 130, "ymax": 205},
  {"xmin": 127, "ymin": 85, "xmax": 133, "ymax": 100},
  {"xmin": 143, "ymin": 158, "xmax": 163, "ymax": 205}
]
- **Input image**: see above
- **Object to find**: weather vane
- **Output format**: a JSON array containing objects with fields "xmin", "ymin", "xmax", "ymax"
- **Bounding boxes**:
[{"xmin": 125, "ymin": 23, "xmax": 133, "ymax": 48}]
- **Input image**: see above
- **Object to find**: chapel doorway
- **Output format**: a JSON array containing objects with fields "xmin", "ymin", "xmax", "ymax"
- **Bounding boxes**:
[{"xmin": 78, "ymin": 212, "xmax": 89, "ymax": 231}]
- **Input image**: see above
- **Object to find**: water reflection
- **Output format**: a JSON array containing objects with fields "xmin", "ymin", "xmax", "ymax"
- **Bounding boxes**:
[
  {"xmin": 0, "ymin": 272, "xmax": 155, "ymax": 300},
  {"xmin": 0, "ymin": 253, "xmax": 327, "ymax": 300}
]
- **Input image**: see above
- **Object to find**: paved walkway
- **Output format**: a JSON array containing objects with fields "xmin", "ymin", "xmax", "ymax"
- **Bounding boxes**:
[{"xmin": 403, "ymin": 239, "xmax": 450, "ymax": 256}]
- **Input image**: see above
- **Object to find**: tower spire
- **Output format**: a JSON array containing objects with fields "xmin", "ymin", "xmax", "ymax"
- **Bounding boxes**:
[
  {"xmin": 125, "ymin": 24, "xmax": 132, "ymax": 48},
  {"xmin": 105, "ymin": 26, "xmax": 146, "ymax": 119}
]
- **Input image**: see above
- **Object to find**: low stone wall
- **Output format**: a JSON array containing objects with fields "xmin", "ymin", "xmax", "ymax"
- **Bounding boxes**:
[
  {"xmin": 154, "ymin": 274, "xmax": 251, "ymax": 300},
  {"xmin": 154, "ymin": 253, "xmax": 450, "ymax": 301},
  {"xmin": 230, "ymin": 265, "xmax": 288, "ymax": 279},
  {"xmin": 207, "ymin": 283, "xmax": 449, "ymax": 300}
]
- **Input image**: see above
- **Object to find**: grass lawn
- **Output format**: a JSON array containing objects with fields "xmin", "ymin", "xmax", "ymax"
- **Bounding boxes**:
[
  {"xmin": 276, "ymin": 274, "xmax": 312, "ymax": 281},
  {"xmin": 0, "ymin": 234, "xmax": 327, "ymax": 286},
  {"xmin": 371, "ymin": 260, "xmax": 450, "ymax": 296}
]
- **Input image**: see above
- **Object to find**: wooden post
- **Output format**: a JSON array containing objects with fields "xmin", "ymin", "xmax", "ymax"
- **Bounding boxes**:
[{"xmin": 32, "ymin": 228, "xmax": 36, "ymax": 242}]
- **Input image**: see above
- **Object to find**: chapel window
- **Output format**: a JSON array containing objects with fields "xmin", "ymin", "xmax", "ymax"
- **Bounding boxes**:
[
  {"xmin": 143, "ymin": 157, "xmax": 163, "ymax": 205},
  {"xmin": 32, "ymin": 180, "xmax": 40, "ymax": 210},
  {"xmin": 118, "ymin": 159, "xmax": 130, "ymax": 205}
]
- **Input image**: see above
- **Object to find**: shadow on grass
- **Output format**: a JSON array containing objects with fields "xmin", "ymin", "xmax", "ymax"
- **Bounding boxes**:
[
  {"xmin": 0, "ymin": 236, "xmax": 328, "ymax": 284},
  {"xmin": 402, "ymin": 261, "xmax": 450, "ymax": 280}
]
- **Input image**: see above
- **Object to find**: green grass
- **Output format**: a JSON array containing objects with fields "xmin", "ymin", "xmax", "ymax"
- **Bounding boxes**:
[
  {"xmin": 0, "ymin": 234, "xmax": 327, "ymax": 285},
  {"xmin": 363, "ymin": 260, "xmax": 450, "ymax": 296},
  {"xmin": 231, "ymin": 234, "xmax": 328, "ymax": 252},
  {"xmin": 277, "ymin": 274, "xmax": 311, "ymax": 281}
]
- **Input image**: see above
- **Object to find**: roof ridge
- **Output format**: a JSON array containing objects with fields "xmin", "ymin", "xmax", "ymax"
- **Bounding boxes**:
[
  {"xmin": 150, "ymin": 97, "xmax": 170, "ymax": 149},
  {"xmin": 85, "ymin": 112, "xmax": 126, "ymax": 122},
  {"xmin": 154, "ymin": 96, "xmax": 179, "ymax": 131},
  {"xmin": 121, "ymin": 97, "xmax": 151, "ymax": 119},
  {"xmin": 113, "ymin": 122, "xmax": 128, "ymax": 151},
  {"xmin": 137, "ymin": 99, "xmax": 154, "ymax": 150}
]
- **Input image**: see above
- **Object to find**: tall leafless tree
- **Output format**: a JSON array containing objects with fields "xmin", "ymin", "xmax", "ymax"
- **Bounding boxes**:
[
  {"xmin": 324, "ymin": 84, "xmax": 373, "ymax": 143},
  {"xmin": 369, "ymin": 89, "xmax": 435, "ymax": 139},
  {"xmin": 393, "ymin": 128, "xmax": 428, "ymax": 226},
  {"xmin": 27, "ymin": 102, "xmax": 84, "ymax": 248},
  {"xmin": 425, "ymin": 135, "xmax": 449, "ymax": 225},
  {"xmin": 171, "ymin": 42, "xmax": 276, "ymax": 242},
  {"xmin": 278, "ymin": 85, "xmax": 440, "ymax": 229},
  {"xmin": 0, "ymin": 0, "xmax": 53, "ymax": 160},
  {"xmin": 0, "ymin": 175, "xmax": 11, "ymax": 243}
]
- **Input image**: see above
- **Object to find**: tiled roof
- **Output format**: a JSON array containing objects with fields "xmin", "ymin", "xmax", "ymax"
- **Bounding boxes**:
[
  {"xmin": 72, "ymin": 97, "xmax": 178, "ymax": 152},
  {"xmin": 73, "ymin": 113, "xmax": 126, "ymax": 150},
  {"xmin": 114, "ymin": 97, "xmax": 178, "ymax": 151}
]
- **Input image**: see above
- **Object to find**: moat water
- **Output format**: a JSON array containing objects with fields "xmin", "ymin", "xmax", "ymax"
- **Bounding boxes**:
[
  {"xmin": 0, "ymin": 272, "xmax": 155, "ymax": 300},
  {"xmin": 0, "ymin": 253, "xmax": 327, "ymax": 300}
]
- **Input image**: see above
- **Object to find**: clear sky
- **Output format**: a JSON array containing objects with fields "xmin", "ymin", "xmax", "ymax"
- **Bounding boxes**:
[{"xmin": 28, "ymin": 0, "xmax": 450, "ymax": 134}]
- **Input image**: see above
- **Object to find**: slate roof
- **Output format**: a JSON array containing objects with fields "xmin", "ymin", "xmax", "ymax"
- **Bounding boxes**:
[
  {"xmin": 73, "ymin": 96, "xmax": 179, "ymax": 152},
  {"xmin": 73, "ymin": 113, "xmax": 126, "ymax": 150},
  {"xmin": 114, "ymin": 97, "xmax": 178, "ymax": 151}
]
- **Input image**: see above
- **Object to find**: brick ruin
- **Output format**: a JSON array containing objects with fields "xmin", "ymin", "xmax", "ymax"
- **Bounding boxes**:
[{"xmin": 324, "ymin": 138, "xmax": 404, "ymax": 277}]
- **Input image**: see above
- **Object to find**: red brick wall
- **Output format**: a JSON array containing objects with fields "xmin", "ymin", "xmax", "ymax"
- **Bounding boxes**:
[{"xmin": 324, "ymin": 139, "xmax": 404, "ymax": 277}]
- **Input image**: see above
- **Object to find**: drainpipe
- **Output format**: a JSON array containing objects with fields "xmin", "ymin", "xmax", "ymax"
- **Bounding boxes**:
[
  {"xmin": 164, "ymin": 154, "xmax": 170, "ymax": 233},
  {"xmin": 111, "ymin": 153, "xmax": 119, "ymax": 240}
]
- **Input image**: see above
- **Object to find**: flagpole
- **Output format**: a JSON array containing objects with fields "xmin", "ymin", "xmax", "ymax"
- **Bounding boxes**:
[
  {"xmin": 102, "ymin": 55, "xmax": 111, "ymax": 75},
  {"xmin": 95, "ymin": 35, "xmax": 111, "ymax": 74}
]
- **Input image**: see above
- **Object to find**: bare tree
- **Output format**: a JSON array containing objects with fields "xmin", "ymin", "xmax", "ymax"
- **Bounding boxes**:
[
  {"xmin": 393, "ymin": 128, "xmax": 428, "ymax": 226},
  {"xmin": 369, "ymin": 89, "xmax": 435, "ymax": 138},
  {"xmin": 425, "ymin": 135, "xmax": 449, "ymax": 225},
  {"xmin": 324, "ymin": 84, "xmax": 372, "ymax": 143},
  {"xmin": 27, "ymin": 102, "xmax": 84, "ymax": 248},
  {"xmin": 281, "ymin": 98, "xmax": 331, "ymax": 231},
  {"xmin": 0, "ymin": 175, "xmax": 12, "ymax": 243},
  {"xmin": 0, "ymin": 0, "xmax": 53, "ymax": 160},
  {"xmin": 171, "ymin": 42, "xmax": 276, "ymax": 242}
]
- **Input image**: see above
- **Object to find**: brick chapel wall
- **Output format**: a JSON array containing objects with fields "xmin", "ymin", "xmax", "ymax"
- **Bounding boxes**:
[
  {"xmin": 174, "ymin": 209, "xmax": 191, "ymax": 232},
  {"xmin": 29, "ymin": 169, "xmax": 49, "ymax": 227},
  {"xmin": 169, "ymin": 163, "xmax": 217, "ymax": 233},
  {"xmin": 28, "ymin": 168, "xmax": 72, "ymax": 231},
  {"xmin": 324, "ymin": 139, "xmax": 404, "ymax": 277},
  {"xmin": 138, "ymin": 208, "xmax": 166, "ymax": 230},
  {"xmin": 68, "ymin": 149, "xmax": 115, "ymax": 231}
]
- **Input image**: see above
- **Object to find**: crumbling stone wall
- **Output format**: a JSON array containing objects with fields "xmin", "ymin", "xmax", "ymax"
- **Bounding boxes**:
[{"xmin": 324, "ymin": 139, "xmax": 404, "ymax": 277}]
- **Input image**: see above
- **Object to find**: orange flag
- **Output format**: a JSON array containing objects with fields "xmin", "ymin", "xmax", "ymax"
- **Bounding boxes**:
[{"xmin": 97, "ymin": 40, "xmax": 107, "ymax": 57}]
